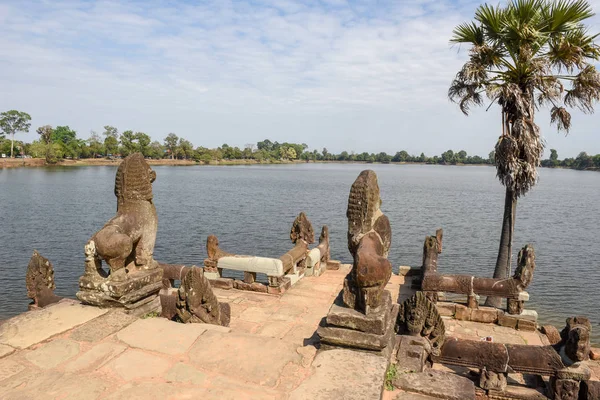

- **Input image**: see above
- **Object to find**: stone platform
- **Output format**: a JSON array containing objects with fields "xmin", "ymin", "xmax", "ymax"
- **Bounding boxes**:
[{"xmin": 0, "ymin": 264, "xmax": 403, "ymax": 400}]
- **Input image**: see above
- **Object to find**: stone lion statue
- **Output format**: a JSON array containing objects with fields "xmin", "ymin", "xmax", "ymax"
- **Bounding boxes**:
[{"xmin": 86, "ymin": 153, "xmax": 158, "ymax": 281}]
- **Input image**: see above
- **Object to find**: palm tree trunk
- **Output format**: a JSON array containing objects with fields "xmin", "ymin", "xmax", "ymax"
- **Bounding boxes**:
[{"xmin": 484, "ymin": 187, "xmax": 517, "ymax": 308}]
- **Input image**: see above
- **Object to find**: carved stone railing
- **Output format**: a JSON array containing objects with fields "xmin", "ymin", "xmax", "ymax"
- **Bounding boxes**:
[
  {"xmin": 418, "ymin": 229, "xmax": 535, "ymax": 317},
  {"xmin": 201, "ymin": 212, "xmax": 326, "ymax": 294}
]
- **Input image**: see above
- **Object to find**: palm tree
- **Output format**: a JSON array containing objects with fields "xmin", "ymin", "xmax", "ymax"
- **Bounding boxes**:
[{"xmin": 449, "ymin": 0, "xmax": 600, "ymax": 307}]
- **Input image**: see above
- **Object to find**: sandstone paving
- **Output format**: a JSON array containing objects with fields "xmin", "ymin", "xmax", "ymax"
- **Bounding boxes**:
[
  {"xmin": 102, "ymin": 348, "xmax": 173, "ymax": 381},
  {"xmin": 0, "ymin": 344, "xmax": 15, "ymax": 358},
  {"xmin": 69, "ymin": 310, "xmax": 137, "ymax": 342},
  {"xmin": 116, "ymin": 317, "xmax": 207, "ymax": 355},
  {"xmin": 0, "ymin": 300, "xmax": 107, "ymax": 349},
  {"xmin": 0, "ymin": 358, "xmax": 26, "ymax": 382},
  {"xmin": 188, "ymin": 329, "xmax": 302, "ymax": 387},
  {"xmin": 289, "ymin": 348, "xmax": 388, "ymax": 400},
  {"xmin": 0, "ymin": 264, "xmax": 553, "ymax": 400},
  {"xmin": 164, "ymin": 362, "xmax": 207, "ymax": 385},
  {"xmin": 24, "ymin": 338, "xmax": 80, "ymax": 369},
  {"xmin": 64, "ymin": 341, "xmax": 128, "ymax": 373}
]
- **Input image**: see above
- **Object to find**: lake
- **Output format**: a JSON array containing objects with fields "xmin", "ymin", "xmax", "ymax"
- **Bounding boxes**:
[{"xmin": 1, "ymin": 163, "xmax": 598, "ymax": 343}]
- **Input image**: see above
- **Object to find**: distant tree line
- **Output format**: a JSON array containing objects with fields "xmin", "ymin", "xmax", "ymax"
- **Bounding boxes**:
[
  {"xmin": 541, "ymin": 149, "xmax": 600, "ymax": 170},
  {"xmin": 0, "ymin": 111, "xmax": 597, "ymax": 170}
]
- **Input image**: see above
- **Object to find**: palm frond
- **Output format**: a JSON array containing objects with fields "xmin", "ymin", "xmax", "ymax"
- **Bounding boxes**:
[
  {"xmin": 564, "ymin": 65, "xmax": 600, "ymax": 112},
  {"xmin": 550, "ymin": 106, "xmax": 572, "ymax": 132},
  {"xmin": 545, "ymin": 0, "xmax": 595, "ymax": 33},
  {"xmin": 475, "ymin": 4, "xmax": 506, "ymax": 42},
  {"xmin": 451, "ymin": 22, "xmax": 485, "ymax": 45}
]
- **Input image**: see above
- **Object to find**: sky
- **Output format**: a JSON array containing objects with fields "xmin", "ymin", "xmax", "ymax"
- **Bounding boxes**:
[{"xmin": 0, "ymin": 0, "xmax": 599, "ymax": 158}]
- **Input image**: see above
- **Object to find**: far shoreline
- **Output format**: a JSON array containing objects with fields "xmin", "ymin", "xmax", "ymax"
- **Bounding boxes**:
[{"xmin": 1, "ymin": 157, "xmax": 597, "ymax": 172}]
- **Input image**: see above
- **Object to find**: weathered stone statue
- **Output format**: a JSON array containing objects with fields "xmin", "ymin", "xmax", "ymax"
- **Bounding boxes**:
[
  {"xmin": 76, "ymin": 153, "xmax": 163, "ymax": 313},
  {"xmin": 25, "ymin": 250, "xmax": 61, "ymax": 309},
  {"xmin": 90, "ymin": 152, "xmax": 158, "ymax": 279},
  {"xmin": 176, "ymin": 267, "xmax": 230, "ymax": 326},
  {"xmin": 318, "ymin": 170, "xmax": 397, "ymax": 353},
  {"xmin": 560, "ymin": 316, "xmax": 591, "ymax": 363},
  {"xmin": 343, "ymin": 170, "xmax": 392, "ymax": 313},
  {"xmin": 290, "ymin": 212, "xmax": 315, "ymax": 245},
  {"xmin": 396, "ymin": 291, "xmax": 446, "ymax": 354}
]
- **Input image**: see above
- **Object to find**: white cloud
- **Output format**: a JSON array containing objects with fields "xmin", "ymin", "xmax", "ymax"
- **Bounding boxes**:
[{"xmin": 0, "ymin": 0, "xmax": 599, "ymax": 157}]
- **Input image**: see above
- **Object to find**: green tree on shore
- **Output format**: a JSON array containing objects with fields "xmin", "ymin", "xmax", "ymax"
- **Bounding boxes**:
[
  {"xmin": 103, "ymin": 126, "xmax": 119, "ymax": 156},
  {"xmin": 449, "ymin": 0, "xmax": 600, "ymax": 307},
  {"xmin": 164, "ymin": 133, "xmax": 179, "ymax": 159},
  {"xmin": 0, "ymin": 110, "xmax": 32, "ymax": 158}
]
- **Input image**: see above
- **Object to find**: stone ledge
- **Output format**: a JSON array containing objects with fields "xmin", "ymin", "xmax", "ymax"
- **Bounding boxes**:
[
  {"xmin": 0, "ymin": 300, "xmax": 108, "ymax": 349},
  {"xmin": 318, "ymin": 303, "xmax": 398, "ymax": 352},
  {"xmin": 325, "ymin": 291, "xmax": 392, "ymax": 335}
]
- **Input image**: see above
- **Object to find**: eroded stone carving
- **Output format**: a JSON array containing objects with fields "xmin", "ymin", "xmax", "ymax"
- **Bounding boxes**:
[
  {"xmin": 90, "ymin": 152, "xmax": 158, "ymax": 279},
  {"xmin": 317, "ymin": 171, "xmax": 397, "ymax": 353},
  {"xmin": 76, "ymin": 153, "xmax": 163, "ymax": 311},
  {"xmin": 560, "ymin": 316, "xmax": 591, "ymax": 363},
  {"xmin": 343, "ymin": 170, "xmax": 392, "ymax": 313},
  {"xmin": 290, "ymin": 212, "xmax": 315, "ymax": 245},
  {"xmin": 176, "ymin": 267, "xmax": 230, "ymax": 326},
  {"xmin": 396, "ymin": 291, "xmax": 445, "ymax": 354},
  {"xmin": 25, "ymin": 250, "xmax": 61, "ymax": 309},
  {"xmin": 421, "ymin": 240, "xmax": 535, "ymax": 312}
]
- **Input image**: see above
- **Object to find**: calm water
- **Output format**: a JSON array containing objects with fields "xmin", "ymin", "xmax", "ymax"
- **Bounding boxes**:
[{"xmin": 1, "ymin": 164, "xmax": 598, "ymax": 342}]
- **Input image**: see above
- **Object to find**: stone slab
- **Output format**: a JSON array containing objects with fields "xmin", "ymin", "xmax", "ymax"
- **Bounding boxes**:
[
  {"xmin": 210, "ymin": 277, "xmax": 234, "ymax": 289},
  {"xmin": 188, "ymin": 330, "xmax": 301, "ymax": 387},
  {"xmin": 395, "ymin": 335, "xmax": 429, "ymax": 373},
  {"xmin": 517, "ymin": 318, "xmax": 537, "ymax": 331},
  {"xmin": 436, "ymin": 302, "xmax": 456, "ymax": 317},
  {"xmin": 590, "ymin": 347, "xmax": 600, "ymax": 360},
  {"xmin": 0, "ymin": 358, "xmax": 26, "ymax": 381},
  {"xmin": 325, "ymin": 291, "xmax": 391, "ymax": 335},
  {"xmin": 290, "ymin": 349, "xmax": 387, "ymax": 400},
  {"xmin": 0, "ymin": 300, "xmax": 108, "ymax": 349},
  {"xmin": 69, "ymin": 310, "xmax": 137, "ymax": 342},
  {"xmin": 25, "ymin": 338, "xmax": 80, "ymax": 369},
  {"xmin": 103, "ymin": 349, "xmax": 171, "ymax": 381},
  {"xmin": 318, "ymin": 304, "xmax": 398, "ymax": 351},
  {"xmin": 470, "ymin": 307, "xmax": 500, "ymax": 324},
  {"xmin": 393, "ymin": 370, "xmax": 476, "ymax": 400},
  {"xmin": 394, "ymin": 392, "xmax": 442, "ymax": 400},
  {"xmin": 77, "ymin": 267, "xmax": 163, "ymax": 298},
  {"xmin": 233, "ymin": 280, "xmax": 268, "ymax": 292},
  {"xmin": 0, "ymin": 344, "xmax": 15, "ymax": 358},
  {"xmin": 326, "ymin": 260, "xmax": 341, "ymax": 270},
  {"xmin": 65, "ymin": 342, "xmax": 127, "ymax": 373},
  {"xmin": 117, "ymin": 317, "xmax": 207, "ymax": 355},
  {"xmin": 164, "ymin": 362, "xmax": 207, "ymax": 385},
  {"xmin": 218, "ymin": 256, "xmax": 284, "ymax": 277}
]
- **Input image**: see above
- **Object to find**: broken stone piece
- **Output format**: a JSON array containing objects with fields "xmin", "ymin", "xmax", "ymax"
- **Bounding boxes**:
[
  {"xmin": 176, "ymin": 267, "xmax": 230, "ymax": 327},
  {"xmin": 26, "ymin": 250, "xmax": 61, "ymax": 309}
]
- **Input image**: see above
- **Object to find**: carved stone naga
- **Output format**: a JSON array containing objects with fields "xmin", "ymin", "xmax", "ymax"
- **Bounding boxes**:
[
  {"xmin": 558, "ymin": 316, "xmax": 592, "ymax": 363},
  {"xmin": 421, "ymin": 230, "xmax": 535, "ymax": 313},
  {"xmin": 396, "ymin": 291, "xmax": 446, "ymax": 355},
  {"xmin": 176, "ymin": 267, "xmax": 230, "ymax": 327},
  {"xmin": 85, "ymin": 153, "xmax": 159, "ymax": 281},
  {"xmin": 343, "ymin": 170, "xmax": 392, "ymax": 314},
  {"xmin": 25, "ymin": 250, "xmax": 62, "ymax": 309}
]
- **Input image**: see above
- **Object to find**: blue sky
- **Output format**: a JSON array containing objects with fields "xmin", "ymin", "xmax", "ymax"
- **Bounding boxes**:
[{"xmin": 1, "ymin": 0, "xmax": 599, "ymax": 157}]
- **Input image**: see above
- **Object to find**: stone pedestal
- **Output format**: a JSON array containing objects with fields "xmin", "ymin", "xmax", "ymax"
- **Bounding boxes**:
[
  {"xmin": 395, "ymin": 335, "xmax": 431, "ymax": 373},
  {"xmin": 76, "ymin": 267, "xmax": 163, "ymax": 312},
  {"xmin": 317, "ymin": 290, "xmax": 398, "ymax": 353}
]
